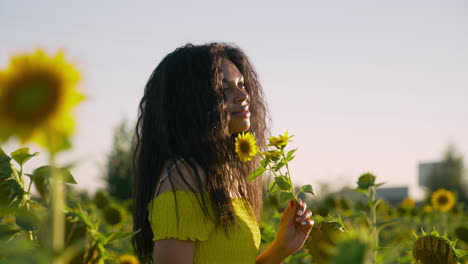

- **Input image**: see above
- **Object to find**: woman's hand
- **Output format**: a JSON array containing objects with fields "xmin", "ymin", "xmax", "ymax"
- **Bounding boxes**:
[{"xmin": 273, "ymin": 198, "xmax": 314, "ymax": 256}]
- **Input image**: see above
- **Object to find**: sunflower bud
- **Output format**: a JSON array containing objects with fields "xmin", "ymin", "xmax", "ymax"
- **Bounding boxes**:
[
  {"xmin": 357, "ymin": 173, "xmax": 376, "ymax": 190},
  {"xmin": 102, "ymin": 205, "xmax": 125, "ymax": 226}
]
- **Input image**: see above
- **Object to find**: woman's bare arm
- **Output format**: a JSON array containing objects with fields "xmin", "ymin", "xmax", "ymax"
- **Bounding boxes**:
[
  {"xmin": 153, "ymin": 239, "xmax": 195, "ymax": 264},
  {"xmin": 152, "ymin": 160, "xmax": 207, "ymax": 263}
]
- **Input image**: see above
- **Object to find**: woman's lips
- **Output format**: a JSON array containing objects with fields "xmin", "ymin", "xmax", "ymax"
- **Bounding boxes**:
[{"xmin": 231, "ymin": 110, "xmax": 251, "ymax": 118}]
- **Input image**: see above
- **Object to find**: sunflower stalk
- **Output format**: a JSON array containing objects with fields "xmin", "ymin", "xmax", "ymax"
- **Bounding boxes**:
[
  {"xmin": 49, "ymin": 149, "xmax": 65, "ymax": 263},
  {"xmin": 281, "ymin": 151, "xmax": 297, "ymax": 202},
  {"xmin": 369, "ymin": 185, "xmax": 378, "ymax": 263},
  {"xmin": 355, "ymin": 172, "xmax": 384, "ymax": 264},
  {"xmin": 11, "ymin": 152, "xmax": 35, "ymax": 241}
]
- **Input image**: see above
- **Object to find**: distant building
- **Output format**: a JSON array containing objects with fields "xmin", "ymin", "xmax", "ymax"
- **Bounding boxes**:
[
  {"xmin": 332, "ymin": 186, "xmax": 410, "ymax": 205},
  {"xmin": 418, "ymin": 162, "xmax": 443, "ymax": 188},
  {"xmin": 376, "ymin": 187, "xmax": 409, "ymax": 205}
]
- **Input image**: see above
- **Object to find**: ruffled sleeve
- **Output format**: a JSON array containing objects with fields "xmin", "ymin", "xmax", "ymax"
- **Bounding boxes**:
[{"xmin": 147, "ymin": 191, "xmax": 216, "ymax": 242}]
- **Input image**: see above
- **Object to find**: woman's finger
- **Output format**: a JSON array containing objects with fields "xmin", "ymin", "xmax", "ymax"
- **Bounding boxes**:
[
  {"xmin": 296, "ymin": 198, "xmax": 307, "ymax": 216},
  {"xmin": 295, "ymin": 210, "xmax": 312, "ymax": 223},
  {"xmin": 299, "ymin": 219, "xmax": 314, "ymax": 235}
]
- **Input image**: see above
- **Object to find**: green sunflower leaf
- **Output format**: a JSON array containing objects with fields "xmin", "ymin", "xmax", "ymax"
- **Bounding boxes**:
[
  {"xmin": 10, "ymin": 148, "xmax": 39, "ymax": 168},
  {"xmin": 286, "ymin": 148, "xmax": 298, "ymax": 158},
  {"xmin": 274, "ymin": 162, "xmax": 285, "ymax": 172},
  {"xmin": 0, "ymin": 223, "xmax": 22, "ymax": 239},
  {"xmin": 32, "ymin": 166, "xmax": 77, "ymax": 202},
  {"xmin": 248, "ymin": 166, "xmax": 266, "ymax": 181},
  {"xmin": 103, "ymin": 230, "xmax": 140, "ymax": 244},
  {"xmin": 33, "ymin": 166, "xmax": 77, "ymax": 184},
  {"xmin": 376, "ymin": 218, "xmax": 400, "ymax": 230},
  {"xmin": 300, "ymin": 184, "xmax": 315, "ymax": 195},
  {"xmin": 275, "ymin": 176, "xmax": 292, "ymax": 191},
  {"xmin": 15, "ymin": 208, "xmax": 40, "ymax": 231},
  {"xmin": 454, "ymin": 249, "xmax": 468, "ymax": 259},
  {"xmin": 268, "ymin": 181, "xmax": 280, "ymax": 195}
]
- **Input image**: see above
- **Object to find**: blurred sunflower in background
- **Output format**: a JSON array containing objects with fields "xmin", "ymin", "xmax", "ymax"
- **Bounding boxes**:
[
  {"xmin": 0, "ymin": 48, "xmax": 85, "ymax": 153},
  {"xmin": 431, "ymin": 189, "xmax": 456, "ymax": 212},
  {"xmin": 116, "ymin": 253, "xmax": 140, "ymax": 264},
  {"xmin": 400, "ymin": 197, "xmax": 416, "ymax": 211},
  {"xmin": 423, "ymin": 205, "xmax": 433, "ymax": 214},
  {"xmin": 102, "ymin": 204, "xmax": 125, "ymax": 226}
]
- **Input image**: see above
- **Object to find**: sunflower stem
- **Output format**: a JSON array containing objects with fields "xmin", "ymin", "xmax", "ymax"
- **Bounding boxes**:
[
  {"xmin": 369, "ymin": 186, "xmax": 378, "ymax": 263},
  {"xmin": 49, "ymin": 145, "xmax": 65, "ymax": 263},
  {"xmin": 17, "ymin": 164, "xmax": 35, "ymax": 241},
  {"xmin": 281, "ymin": 151, "xmax": 297, "ymax": 202},
  {"xmin": 442, "ymin": 212, "xmax": 448, "ymax": 234}
]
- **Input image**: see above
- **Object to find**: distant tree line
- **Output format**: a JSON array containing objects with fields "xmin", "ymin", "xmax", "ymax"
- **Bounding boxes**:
[
  {"xmin": 102, "ymin": 119, "xmax": 135, "ymax": 201},
  {"xmin": 427, "ymin": 144, "xmax": 467, "ymax": 203},
  {"xmin": 101, "ymin": 120, "xmax": 467, "ymax": 205}
]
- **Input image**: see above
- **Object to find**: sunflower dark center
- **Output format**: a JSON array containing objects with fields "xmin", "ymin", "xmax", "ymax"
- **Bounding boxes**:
[
  {"xmin": 437, "ymin": 195, "xmax": 449, "ymax": 206},
  {"xmin": 3, "ymin": 72, "xmax": 61, "ymax": 124},
  {"xmin": 239, "ymin": 141, "xmax": 251, "ymax": 154}
]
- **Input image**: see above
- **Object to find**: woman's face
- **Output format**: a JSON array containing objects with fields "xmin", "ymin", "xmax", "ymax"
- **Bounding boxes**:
[{"xmin": 221, "ymin": 59, "xmax": 250, "ymax": 135}]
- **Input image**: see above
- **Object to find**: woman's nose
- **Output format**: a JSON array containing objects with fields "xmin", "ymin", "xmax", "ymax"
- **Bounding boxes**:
[{"xmin": 234, "ymin": 86, "xmax": 249, "ymax": 104}]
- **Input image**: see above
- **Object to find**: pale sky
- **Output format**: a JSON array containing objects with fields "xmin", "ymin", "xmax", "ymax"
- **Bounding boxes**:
[{"xmin": 1, "ymin": 0, "xmax": 467, "ymax": 200}]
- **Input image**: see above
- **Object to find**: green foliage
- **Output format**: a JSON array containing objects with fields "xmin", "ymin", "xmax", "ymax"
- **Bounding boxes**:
[
  {"xmin": 0, "ymin": 146, "xmax": 137, "ymax": 263},
  {"xmin": 248, "ymin": 131, "xmax": 315, "ymax": 204},
  {"xmin": 102, "ymin": 120, "xmax": 134, "ymax": 201},
  {"xmin": 0, "ymin": 148, "xmax": 30, "ymax": 212},
  {"xmin": 332, "ymin": 230, "xmax": 373, "ymax": 264},
  {"xmin": 10, "ymin": 148, "xmax": 39, "ymax": 168},
  {"xmin": 427, "ymin": 144, "xmax": 467, "ymax": 202},
  {"xmin": 1, "ymin": 140, "xmax": 467, "ymax": 264}
]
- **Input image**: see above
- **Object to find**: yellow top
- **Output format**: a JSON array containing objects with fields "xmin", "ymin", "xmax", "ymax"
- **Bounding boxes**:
[{"xmin": 148, "ymin": 190, "xmax": 261, "ymax": 264}]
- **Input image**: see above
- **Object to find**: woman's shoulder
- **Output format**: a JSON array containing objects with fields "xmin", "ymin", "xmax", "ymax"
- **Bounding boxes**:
[{"xmin": 155, "ymin": 157, "xmax": 208, "ymax": 196}]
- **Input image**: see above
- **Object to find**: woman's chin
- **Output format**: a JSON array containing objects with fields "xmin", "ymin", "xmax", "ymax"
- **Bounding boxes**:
[{"xmin": 228, "ymin": 120, "xmax": 251, "ymax": 135}]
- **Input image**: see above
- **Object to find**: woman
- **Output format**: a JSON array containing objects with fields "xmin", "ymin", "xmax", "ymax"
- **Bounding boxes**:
[{"xmin": 132, "ymin": 42, "xmax": 314, "ymax": 263}]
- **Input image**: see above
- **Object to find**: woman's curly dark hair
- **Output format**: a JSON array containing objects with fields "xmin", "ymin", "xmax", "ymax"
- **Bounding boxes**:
[{"xmin": 131, "ymin": 42, "xmax": 269, "ymax": 263}]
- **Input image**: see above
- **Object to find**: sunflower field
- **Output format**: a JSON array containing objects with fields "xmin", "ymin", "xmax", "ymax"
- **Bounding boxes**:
[{"xmin": 1, "ymin": 49, "xmax": 467, "ymax": 264}]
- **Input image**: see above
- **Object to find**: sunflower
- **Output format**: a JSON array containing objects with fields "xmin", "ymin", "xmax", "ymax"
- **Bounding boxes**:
[
  {"xmin": 400, "ymin": 197, "xmax": 416, "ymax": 210},
  {"xmin": 412, "ymin": 230, "xmax": 459, "ymax": 264},
  {"xmin": 0, "ymin": 48, "xmax": 85, "ymax": 153},
  {"xmin": 116, "ymin": 254, "xmax": 140, "ymax": 264},
  {"xmin": 102, "ymin": 204, "xmax": 125, "ymax": 226},
  {"xmin": 431, "ymin": 189, "xmax": 456, "ymax": 212},
  {"xmin": 235, "ymin": 132, "xmax": 258, "ymax": 162},
  {"xmin": 267, "ymin": 131, "xmax": 293, "ymax": 148},
  {"xmin": 356, "ymin": 172, "xmax": 376, "ymax": 190},
  {"xmin": 423, "ymin": 205, "xmax": 433, "ymax": 214}
]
